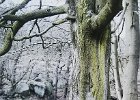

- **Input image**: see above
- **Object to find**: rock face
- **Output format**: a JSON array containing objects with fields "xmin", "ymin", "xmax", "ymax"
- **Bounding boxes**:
[{"xmin": 34, "ymin": 86, "xmax": 45, "ymax": 97}]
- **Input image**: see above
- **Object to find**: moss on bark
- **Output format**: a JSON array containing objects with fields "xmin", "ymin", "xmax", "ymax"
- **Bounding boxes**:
[
  {"xmin": 0, "ymin": 21, "xmax": 24, "ymax": 56},
  {"xmin": 77, "ymin": 0, "xmax": 110, "ymax": 100}
]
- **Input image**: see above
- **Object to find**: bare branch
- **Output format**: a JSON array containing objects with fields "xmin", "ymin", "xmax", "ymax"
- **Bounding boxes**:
[
  {"xmin": 0, "ymin": 0, "xmax": 31, "ymax": 20},
  {"xmin": 2, "ymin": 4, "xmax": 68, "ymax": 22},
  {"xmin": 28, "ymin": 20, "xmax": 37, "ymax": 36},
  {"xmin": 118, "ymin": 18, "xmax": 125, "ymax": 42},
  {"xmin": 14, "ymin": 18, "xmax": 68, "ymax": 41},
  {"xmin": 11, "ymin": 0, "xmax": 32, "ymax": 15},
  {"xmin": 36, "ymin": 20, "xmax": 41, "ymax": 33},
  {"xmin": 39, "ymin": 0, "xmax": 42, "ymax": 9},
  {"xmin": 111, "ymin": 3, "xmax": 129, "ymax": 33},
  {"xmin": 0, "ymin": 0, "xmax": 31, "ymax": 28},
  {"xmin": 27, "ymin": 0, "xmax": 42, "ymax": 42},
  {"xmin": 40, "ymin": 35, "xmax": 45, "ymax": 49},
  {"xmin": 0, "ymin": 4, "xmax": 69, "ymax": 56}
]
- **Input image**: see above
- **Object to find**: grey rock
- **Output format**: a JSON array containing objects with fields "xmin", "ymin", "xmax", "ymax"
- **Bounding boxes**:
[{"xmin": 16, "ymin": 81, "xmax": 30, "ymax": 96}]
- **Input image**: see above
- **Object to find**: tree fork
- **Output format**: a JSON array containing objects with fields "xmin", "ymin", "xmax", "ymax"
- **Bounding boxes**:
[{"xmin": 77, "ymin": 0, "xmax": 122, "ymax": 100}]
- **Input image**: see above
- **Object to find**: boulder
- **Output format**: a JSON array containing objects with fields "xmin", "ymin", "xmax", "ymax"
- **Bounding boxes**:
[
  {"xmin": 16, "ymin": 81, "xmax": 30, "ymax": 96},
  {"xmin": 45, "ymin": 80, "xmax": 53, "ymax": 95},
  {"xmin": 29, "ymin": 80, "xmax": 46, "ymax": 97},
  {"xmin": 29, "ymin": 79, "xmax": 53, "ymax": 97}
]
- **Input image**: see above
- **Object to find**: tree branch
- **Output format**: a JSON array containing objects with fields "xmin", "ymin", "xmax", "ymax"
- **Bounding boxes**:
[
  {"xmin": 91, "ymin": 0, "xmax": 123, "ymax": 32},
  {"xmin": 2, "ymin": 4, "xmax": 68, "ymax": 22},
  {"xmin": 0, "ymin": 0, "xmax": 32, "ymax": 25},
  {"xmin": 0, "ymin": 21, "xmax": 24, "ymax": 56},
  {"xmin": 0, "ymin": 4, "xmax": 68, "ymax": 56},
  {"xmin": 111, "ymin": 3, "xmax": 129, "ymax": 33},
  {"xmin": 11, "ymin": 0, "xmax": 32, "ymax": 15},
  {"xmin": 14, "ymin": 18, "xmax": 68, "ymax": 41}
]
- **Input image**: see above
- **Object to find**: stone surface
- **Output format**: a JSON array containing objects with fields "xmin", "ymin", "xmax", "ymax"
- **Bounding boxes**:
[{"xmin": 16, "ymin": 81, "xmax": 30, "ymax": 96}]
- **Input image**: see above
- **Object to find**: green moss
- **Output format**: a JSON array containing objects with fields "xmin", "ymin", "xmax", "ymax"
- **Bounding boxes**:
[
  {"xmin": 78, "ymin": 17, "xmax": 107, "ymax": 100},
  {"xmin": 89, "ymin": 27, "xmax": 109, "ymax": 100},
  {"xmin": 78, "ymin": 18, "xmax": 109, "ymax": 100},
  {"xmin": 76, "ymin": 0, "xmax": 110, "ymax": 100},
  {"xmin": 0, "ymin": 21, "xmax": 24, "ymax": 56}
]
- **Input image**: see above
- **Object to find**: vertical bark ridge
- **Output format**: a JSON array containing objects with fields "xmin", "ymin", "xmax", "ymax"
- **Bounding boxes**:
[{"xmin": 77, "ymin": 0, "xmax": 110, "ymax": 100}]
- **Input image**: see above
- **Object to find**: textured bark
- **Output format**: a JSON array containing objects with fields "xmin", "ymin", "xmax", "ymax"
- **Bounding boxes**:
[
  {"xmin": 77, "ymin": 16, "xmax": 110, "ymax": 100},
  {"xmin": 122, "ymin": 0, "xmax": 139, "ymax": 100},
  {"xmin": 90, "ymin": 0, "xmax": 122, "ymax": 32},
  {"xmin": 76, "ymin": 0, "xmax": 121, "ymax": 99},
  {"xmin": 0, "ymin": 0, "xmax": 123, "ymax": 99},
  {"xmin": 0, "ymin": 21, "xmax": 24, "ymax": 56},
  {"xmin": 67, "ymin": 1, "xmax": 79, "ymax": 99}
]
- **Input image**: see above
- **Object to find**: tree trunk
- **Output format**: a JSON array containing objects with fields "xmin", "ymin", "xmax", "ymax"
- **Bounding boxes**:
[
  {"xmin": 122, "ymin": 0, "xmax": 139, "ymax": 100},
  {"xmin": 111, "ymin": 34, "xmax": 123, "ymax": 100},
  {"xmin": 77, "ymin": 0, "xmax": 110, "ymax": 100}
]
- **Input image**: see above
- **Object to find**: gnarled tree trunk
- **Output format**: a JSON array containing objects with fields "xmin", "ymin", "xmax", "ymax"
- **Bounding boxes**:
[{"xmin": 77, "ymin": 0, "xmax": 111, "ymax": 100}]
